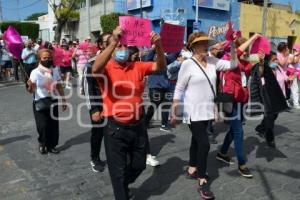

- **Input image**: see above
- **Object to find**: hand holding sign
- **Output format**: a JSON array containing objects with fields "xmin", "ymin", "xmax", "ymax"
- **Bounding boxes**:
[
  {"xmin": 112, "ymin": 26, "xmax": 123, "ymax": 42},
  {"xmin": 119, "ymin": 16, "xmax": 151, "ymax": 47}
]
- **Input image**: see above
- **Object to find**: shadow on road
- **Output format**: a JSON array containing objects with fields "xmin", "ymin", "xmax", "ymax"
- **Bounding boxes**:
[
  {"xmin": 0, "ymin": 135, "xmax": 31, "ymax": 145},
  {"xmin": 132, "ymin": 157, "xmax": 187, "ymax": 200},
  {"xmin": 148, "ymin": 134, "xmax": 176, "ymax": 156},
  {"xmin": 58, "ymin": 131, "xmax": 90, "ymax": 151}
]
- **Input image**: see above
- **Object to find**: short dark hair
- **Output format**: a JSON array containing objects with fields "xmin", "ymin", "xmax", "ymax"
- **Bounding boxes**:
[
  {"xmin": 277, "ymin": 42, "xmax": 287, "ymax": 52},
  {"xmin": 98, "ymin": 32, "xmax": 112, "ymax": 45}
]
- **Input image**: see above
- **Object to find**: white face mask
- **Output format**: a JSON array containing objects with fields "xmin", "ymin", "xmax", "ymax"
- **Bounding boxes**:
[{"xmin": 248, "ymin": 54, "xmax": 259, "ymax": 63}]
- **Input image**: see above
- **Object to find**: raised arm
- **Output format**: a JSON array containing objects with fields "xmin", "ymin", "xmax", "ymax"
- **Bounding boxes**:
[
  {"xmin": 150, "ymin": 32, "xmax": 167, "ymax": 72},
  {"xmin": 92, "ymin": 27, "xmax": 122, "ymax": 74},
  {"xmin": 214, "ymin": 42, "xmax": 238, "ymax": 71},
  {"xmin": 238, "ymin": 33, "xmax": 261, "ymax": 53}
]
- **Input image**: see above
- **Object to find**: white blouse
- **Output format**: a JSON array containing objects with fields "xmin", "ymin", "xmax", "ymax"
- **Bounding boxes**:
[
  {"xmin": 173, "ymin": 57, "xmax": 237, "ymax": 124},
  {"xmin": 30, "ymin": 67, "xmax": 61, "ymax": 100}
]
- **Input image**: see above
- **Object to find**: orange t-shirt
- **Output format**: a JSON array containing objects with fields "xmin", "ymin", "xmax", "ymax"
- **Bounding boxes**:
[{"xmin": 97, "ymin": 60, "xmax": 154, "ymax": 124}]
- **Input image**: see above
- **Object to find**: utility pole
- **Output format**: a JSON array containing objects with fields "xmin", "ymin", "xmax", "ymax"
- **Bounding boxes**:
[
  {"xmin": 86, "ymin": 0, "xmax": 91, "ymax": 38},
  {"xmin": 195, "ymin": 0, "xmax": 199, "ymax": 24},
  {"xmin": 0, "ymin": 0, "xmax": 3, "ymax": 23},
  {"xmin": 262, "ymin": 0, "xmax": 268, "ymax": 35},
  {"xmin": 140, "ymin": 0, "xmax": 143, "ymax": 18}
]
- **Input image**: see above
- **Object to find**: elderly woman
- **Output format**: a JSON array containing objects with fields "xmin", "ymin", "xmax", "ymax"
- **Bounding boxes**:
[
  {"xmin": 27, "ymin": 49, "xmax": 67, "ymax": 154},
  {"xmin": 170, "ymin": 32, "xmax": 237, "ymax": 199}
]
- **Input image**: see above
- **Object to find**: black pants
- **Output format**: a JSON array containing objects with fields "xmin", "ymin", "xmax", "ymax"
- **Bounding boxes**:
[
  {"xmin": 24, "ymin": 63, "xmax": 36, "ymax": 86},
  {"xmin": 145, "ymin": 88, "xmax": 172, "ymax": 127},
  {"xmin": 89, "ymin": 113, "xmax": 104, "ymax": 161},
  {"xmin": 256, "ymin": 113, "xmax": 278, "ymax": 142},
  {"xmin": 188, "ymin": 120, "xmax": 210, "ymax": 179},
  {"xmin": 12, "ymin": 59, "xmax": 20, "ymax": 81},
  {"xmin": 33, "ymin": 99, "xmax": 59, "ymax": 148},
  {"xmin": 104, "ymin": 118, "xmax": 147, "ymax": 200}
]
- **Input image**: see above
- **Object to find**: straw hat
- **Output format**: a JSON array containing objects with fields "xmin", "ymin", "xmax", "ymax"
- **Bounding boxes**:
[{"xmin": 189, "ymin": 36, "xmax": 218, "ymax": 49}]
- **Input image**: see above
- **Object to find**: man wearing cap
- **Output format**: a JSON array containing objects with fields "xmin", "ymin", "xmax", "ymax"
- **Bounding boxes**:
[{"xmin": 92, "ymin": 26, "xmax": 166, "ymax": 200}]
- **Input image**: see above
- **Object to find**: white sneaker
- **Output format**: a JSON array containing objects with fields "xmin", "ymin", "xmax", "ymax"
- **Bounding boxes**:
[
  {"xmin": 293, "ymin": 105, "xmax": 300, "ymax": 109},
  {"xmin": 65, "ymin": 84, "xmax": 72, "ymax": 90},
  {"xmin": 146, "ymin": 155, "xmax": 160, "ymax": 167}
]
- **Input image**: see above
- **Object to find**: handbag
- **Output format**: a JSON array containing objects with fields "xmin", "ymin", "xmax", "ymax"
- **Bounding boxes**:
[
  {"xmin": 34, "ymin": 97, "xmax": 53, "ymax": 111},
  {"xmin": 191, "ymin": 58, "xmax": 233, "ymax": 115}
]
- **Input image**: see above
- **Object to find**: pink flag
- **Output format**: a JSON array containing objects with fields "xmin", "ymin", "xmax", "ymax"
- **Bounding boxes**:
[
  {"xmin": 160, "ymin": 23, "xmax": 185, "ymax": 53},
  {"xmin": 225, "ymin": 21, "xmax": 234, "ymax": 41},
  {"xmin": 2, "ymin": 26, "xmax": 23, "ymax": 59},
  {"xmin": 119, "ymin": 16, "xmax": 152, "ymax": 47},
  {"xmin": 250, "ymin": 36, "xmax": 271, "ymax": 55}
]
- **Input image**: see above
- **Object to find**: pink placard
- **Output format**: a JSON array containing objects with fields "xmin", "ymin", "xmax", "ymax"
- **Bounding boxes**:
[
  {"xmin": 225, "ymin": 21, "xmax": 234, "ymax": 41},
  {"xmin": 119, "ymin": 16, "xmax": 151, "ymax": 47},
  {"xmin": 160, "ymin": 23, "xmax": 185, "ymax": 53},
  {"xmin": 250, "ymin": 36, "xmax": 271, "ymax": 55}
]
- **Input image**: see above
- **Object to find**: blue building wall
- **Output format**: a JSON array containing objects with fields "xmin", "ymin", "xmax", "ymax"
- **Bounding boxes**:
[{"xmin": 114, "ymin": 0, "xmax": 241, "ymax": 40}]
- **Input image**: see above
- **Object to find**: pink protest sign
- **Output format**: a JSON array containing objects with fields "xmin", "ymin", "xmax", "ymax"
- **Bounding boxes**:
[
  {"xmin": 225, "ymin": 21, "xmax": 234, "ymax": 41},
  {"xmin": 250, "ymin": 36, "xmax": 271, "ymax": 55},
  {"xmin": 160, "ymin": 23, "xmax": 185, "ymax": 53},
  {"xmin": 119, "ymin": 16, "xmax": 151, "ymax": 47}
]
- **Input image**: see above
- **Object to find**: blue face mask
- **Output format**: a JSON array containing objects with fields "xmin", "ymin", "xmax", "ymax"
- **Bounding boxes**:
[
  {"xmin": 270, "ymin": 62, "xmax": 277, "ymax": 69},
  {"xmin": 114, "ymin": 50, "xmax": 129, "ymax": 63}
]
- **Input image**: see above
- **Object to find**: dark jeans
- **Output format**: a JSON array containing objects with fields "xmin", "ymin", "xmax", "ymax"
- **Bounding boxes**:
[
  {"xmin": 188, "ymin": 120, "xmax": 210, "ymax": 178},
  {"xmin": 33, "ymin": 99, "xmax": 59, "ymax": 148},
  {"xmin": 12, "ymin": 59, "xmax": 20, "ymax": 81},
  {"xmin": 89, "ymin": 113, "xmax": 104, "ymax": 161},
  {"xmin": 145, "ymin": 88, "xmax": 172, "ymax": 127},
  {"xmin": 256, "ymin": 114, "xmax": 278, "ymax": 142},
  {"xmin": 220, "ymin": 103, "xmax": 246, "ymax": 166},
  {"xmin": 104, "ymin": 118, "xmax": 147, "ymax": 200}
]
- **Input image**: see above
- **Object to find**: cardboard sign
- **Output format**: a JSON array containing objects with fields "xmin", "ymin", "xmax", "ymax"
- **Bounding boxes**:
[
  {"xmin": 119, "ymin": 16, "xmax": 151, "ymax": 47},
  {"xmin": 250, "ymin": 36, "xmax": 271, "ymax": 55},
  {"xmin": 160, "ymin": 23, "xmax": 185, "ymax": 53}
]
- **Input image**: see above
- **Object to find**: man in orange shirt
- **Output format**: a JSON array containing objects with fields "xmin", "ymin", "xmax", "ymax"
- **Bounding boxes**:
[{"xmin": 92, "ymin": 26, "xmax": 166, "ymax": 200}]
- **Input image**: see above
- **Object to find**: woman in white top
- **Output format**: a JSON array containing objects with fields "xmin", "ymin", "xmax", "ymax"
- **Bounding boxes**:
[
  {"xmin": 170, "ymin": 32, "xmax": 237, "ymax": 200},
  {"xmin": 27, "ymin": 49, "xmax": 67, "ymax": 155}
]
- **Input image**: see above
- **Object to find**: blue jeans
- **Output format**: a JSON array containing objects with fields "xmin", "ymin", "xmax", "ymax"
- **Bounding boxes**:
[{"xmin": 220, "ymin": 103, "xmax": 246, "ymax": 166}]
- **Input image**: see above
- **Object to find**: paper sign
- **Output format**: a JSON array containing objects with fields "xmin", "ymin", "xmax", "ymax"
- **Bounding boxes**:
[
  {"xmin": 250, "ymin": 36, "xmax": 271, "ymax": 55},
  {"xmin": 160, "ymin": 23, "xmax": 185, "ymax": 53},
  {"xmin": 119, "ymin": 16, "xmax": 151, "ymax": 47}
]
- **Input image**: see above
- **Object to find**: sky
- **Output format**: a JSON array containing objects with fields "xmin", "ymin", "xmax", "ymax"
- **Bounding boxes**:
[{"xmin": 0, "ymin": 0, "xmax": 300, "ymax": 21}]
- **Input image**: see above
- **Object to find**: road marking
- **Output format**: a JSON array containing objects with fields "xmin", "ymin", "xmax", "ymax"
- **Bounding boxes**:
[{"xmin": 8, "ymin": 178, "xmax": 26, "ymax": 184}]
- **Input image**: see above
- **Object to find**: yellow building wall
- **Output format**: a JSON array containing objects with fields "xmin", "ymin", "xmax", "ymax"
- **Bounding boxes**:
[{"xmin": 240, "ymin": 3, "xmax": 300, "ymax": 44}]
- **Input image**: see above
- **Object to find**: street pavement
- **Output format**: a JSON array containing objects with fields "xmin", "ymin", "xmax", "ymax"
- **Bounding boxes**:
[{"xmin": 0, "ymin": 84, "xmax": 300, "ymax": 200}]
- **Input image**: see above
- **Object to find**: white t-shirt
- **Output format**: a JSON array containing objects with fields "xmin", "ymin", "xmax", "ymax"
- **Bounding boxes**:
[
  {"xmin": 30, "ymin": 67, "xmax": 61, "ymax": 100},
  {"xmin": 173, "ymin": 57, "xmax": 237, "ymax": 123}
]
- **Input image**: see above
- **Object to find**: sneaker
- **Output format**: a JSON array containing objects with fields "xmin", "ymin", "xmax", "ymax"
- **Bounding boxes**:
[
  {"xmin": 216, "ymin": 152, "xmax": 234, "ymax": 165},
  {"xmin": 160, "ymin": 125, "xmax": 171, "ymax": 133},
  {"xmin": 146, "ymin": 155, "xmax": 160, "ymax": 167},
  {"xmin": 238, "ymin": 166, "xmax": 253, "ymax": 178},
  {"xmin": 39, "ymin": 144, "xmax": 47, "ymax": 155},
  {"xmin": 65, "ymin": 84, "xmax": 72, "ymax": 90},
  {"xmin": 198, "ymin": 182, "xmax": 215, "ymax": 199},
  {"xmin": 48, "ymin": 147, "xmax": 60, "ymax": 154},
  {"xmin": 90, "ymin": 159, "xmax": 105, "ymax": 172},
  {"xmin": 293, "ymin": 105, "xmax": 300, "ymax": 109}
]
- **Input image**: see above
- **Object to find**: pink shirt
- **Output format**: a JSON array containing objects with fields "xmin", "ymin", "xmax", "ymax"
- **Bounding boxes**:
[
  {"xmin": 75, "ymin": 49, "xmax": 90, "ymax": 66},
  {"xmin": 275, "ymin": 66, "xmax": 288, "ymax": 97},
  {"xmin": 53, "ymin": 47, "xmax": 64, "ymax": 66},
  {"xmin": 61, "ymin": 49, "xmax": 73, "ymax": 67}
]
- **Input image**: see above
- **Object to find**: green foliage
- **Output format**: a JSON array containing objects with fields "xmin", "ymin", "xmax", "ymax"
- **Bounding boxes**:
[
  {"xmin": 0, "ymin": 22, "xmax": 40, "ymax": 39},
  {"xmin": 55, "ymin": 8, "xmax": 79, "ymax": 21},
  {"xmin": 25, "ymin": 12, "xmax": 47, "ymax": 21},
  {"xmin": 100, "ymin": 13, "xmax": 127, "ymax": 33}
]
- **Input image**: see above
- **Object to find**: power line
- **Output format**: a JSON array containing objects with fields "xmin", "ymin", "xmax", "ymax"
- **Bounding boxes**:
[{"xmin": 1, "ymin": 0, "xmax": 43, "ymax": 10}]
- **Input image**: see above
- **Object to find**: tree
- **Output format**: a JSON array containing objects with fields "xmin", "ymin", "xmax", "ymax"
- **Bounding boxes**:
[
  {"xmin": 100, "ymin": 13, "xmax": 128, "ymax": 33},
  {"xmin": 25, "ymin": 12, "xmax": 47, "ymax": 21},
  {"xmin": 48, "ymin": 0, "xmax": 81, "ymax": 42}
]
